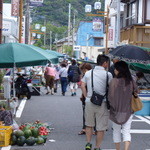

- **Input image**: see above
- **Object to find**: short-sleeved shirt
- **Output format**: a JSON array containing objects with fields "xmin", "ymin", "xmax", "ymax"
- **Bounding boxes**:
[
  {"xmin": 59, "ymin": 67, "xmax": 68, "ymax": 77},
  {"xmin": 45, "ymin": 67, "xmax": 56, "ymax": 77},
  {"xmin": 82, "ymin": 66, "xmax": 113, "ymax": 102}
]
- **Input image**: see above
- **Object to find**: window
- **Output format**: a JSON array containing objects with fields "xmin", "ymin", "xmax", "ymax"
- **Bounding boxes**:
[
  {"xmin": 94, "ymin": 38, "xmax": 103, "ymax": 46},
  {"xmin": 146, "ymin": 0, "xmax": 150, "ymax": 21}
]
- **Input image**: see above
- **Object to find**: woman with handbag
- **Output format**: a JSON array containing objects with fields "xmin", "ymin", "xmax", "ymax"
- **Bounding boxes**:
[{"xmin": 108, "ymin": 61, "xmax": 138, "ymax": 150}]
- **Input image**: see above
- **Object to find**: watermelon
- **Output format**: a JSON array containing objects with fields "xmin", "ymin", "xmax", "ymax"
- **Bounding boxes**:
[
  {"xmin": 26, "ymin": 137, "xmax": 36, "ymax": 146},
  {"xmin": 36, "ymin": 137, "xmax": 44, "ymax": 144},
  {"xmin": 10, "ymin": 135, "xmax": 17, "ymax": 145},
  {"xmin": 24, "ymin": 129, "xmax": 32, "ymax": 138},
  {"xmin": 31, "ymin": 128, "xmax": 39, "ymax": 138},
  {"xmin": 17, "ymin": 136, "xmax": 26, "ymax": 146},
  {"xmin": 15, "ymin": 130, "xmax": 24, "ymax": 138},
  {"xmin": 40, "ymin": 135, "xmax": 47, "ymax": 143}
]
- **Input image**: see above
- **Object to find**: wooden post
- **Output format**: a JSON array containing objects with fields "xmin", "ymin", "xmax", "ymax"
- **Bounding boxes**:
[
  {"xmin": 19, "ymin": 0, "xmax": 23, "ymax": 43},
  {"xmin": 0, "ymin": 0, "xmax": 3, "ymax": 44},
  {"xmin": 105, "ymin": 6, "xmax": 109, "ymax": 55}
]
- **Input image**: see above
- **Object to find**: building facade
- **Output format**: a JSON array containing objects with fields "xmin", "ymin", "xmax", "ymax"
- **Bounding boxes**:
[
  {"xmin": 110, "ymin": 0, "xmax": 150, "ymax": 47},
  {"xmin": 76, "ymin": 21, "xmax": 105, "ymax": 61}
]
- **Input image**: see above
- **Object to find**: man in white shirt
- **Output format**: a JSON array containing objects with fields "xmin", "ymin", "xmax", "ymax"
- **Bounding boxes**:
[{"xmin": 81, "ymin": 55, "xmax": 112, "ymax": 150}]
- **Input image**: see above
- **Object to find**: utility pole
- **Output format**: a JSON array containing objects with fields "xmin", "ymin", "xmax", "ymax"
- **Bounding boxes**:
[
  {"xmin": 19, "ymin": 0, "xmax": 23, "ymax": 43},
  {"xmin": 49, "ymin": 31, "xmax": 52, "ymax": 50},
  {"xmin": 0, "ymin": 0, "xmax": 3, "ymax": 44},
  {"xmin": 68, "ymin": 3, "xmax": 71, "ymax": 46},
  {"xmin": 116, "ymin": 0, "xmax": 120, "ymax": 46},
  {"xmin": 44, "ymin": 19, "xmax": 46, "ymax": 47},
  {"xmin": 25, "ymin": 0, "xmax": 30, "ymax": 44}
]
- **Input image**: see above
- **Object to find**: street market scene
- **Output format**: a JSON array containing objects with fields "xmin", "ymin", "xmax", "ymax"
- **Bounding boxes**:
[{"xmin": 0, "ymin": 0, "xmax": 150, "ymax": 150}]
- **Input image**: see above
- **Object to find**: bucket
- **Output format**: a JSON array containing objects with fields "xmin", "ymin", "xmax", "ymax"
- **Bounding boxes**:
[{"xmin": 135, "ymin": 100, "xmax": 150, "ymax": 116}]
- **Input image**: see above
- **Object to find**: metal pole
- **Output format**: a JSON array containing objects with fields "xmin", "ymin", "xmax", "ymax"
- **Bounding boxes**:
[
  {"xmin": 68, "ymin": 3, "xmax": 71, "ymax": 46},
  {"xmin": 44, "ymin": 19, "xmax": 46, "ymax": 47},
  {"xmin": 105, "ymin": 6, "xmax": 109, "ymax": 54},
  {"xmin": 0, "ymin": 0, "xmax": 3, "ymax": 44},
  {"xmin": 25, "ymin": 0, "xmax": 30, "ymax": 44},
  {"xmin": 116, "ymin": 0, "xmax": 120, "ymax": 45},
  {"xmin": 19, "ymin": 0, "xmax": 23, "ymax": 43},
  {"xmin": 50, "ymin": 31, "xmax": 52, "ymax": 50}
]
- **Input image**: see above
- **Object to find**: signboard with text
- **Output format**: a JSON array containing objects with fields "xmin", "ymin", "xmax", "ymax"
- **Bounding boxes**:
[
  {"xmin": 29, "ymin": 0, "xmax": 44, "ymax": 6},
  {"xmin": 11, "ymin": 0, "xmax": 19, "ymax": 16},
  {"xmin": 93, "ymin": 18, "xmax": 102, "ymax": 31}
]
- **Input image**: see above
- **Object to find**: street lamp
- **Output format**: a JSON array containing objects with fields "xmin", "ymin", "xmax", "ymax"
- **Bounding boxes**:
[{"xmin": 85, "ymin": 2, "xmax": 109, "ymax": 54}]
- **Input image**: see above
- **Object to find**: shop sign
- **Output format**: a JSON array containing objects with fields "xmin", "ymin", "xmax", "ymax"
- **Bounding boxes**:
[
  {"xmin": 93, "ymin": 18, "xmax": 102, "ymax": 31},
  {"xmin": 73, "ymin": 45, "xmax": 80, "ymax": 51},
  {"xmin": 29, "ymin": 0, "xmax": 44, "ymax": 6},
  {"xmin": 11, "ymin": 0, "xmax": 19, "ymax": 16},
  {"xmin": 2, "ymin": 20, "xmax": 12, "ymax": 36},
  {"xmin": 108, "ymin": 29, "xmax": 113, "ymax": 41}
]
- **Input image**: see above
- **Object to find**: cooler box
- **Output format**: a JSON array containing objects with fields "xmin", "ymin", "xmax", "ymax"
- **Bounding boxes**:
[{"xmin": 135, "ymin": 94, "xmax": 150, "ymax": 116}]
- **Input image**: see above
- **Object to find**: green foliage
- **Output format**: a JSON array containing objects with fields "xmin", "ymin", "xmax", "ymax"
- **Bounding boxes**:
[{"xmin": 63, "ymin": 45, "xmax": 73, "ymax": 56}]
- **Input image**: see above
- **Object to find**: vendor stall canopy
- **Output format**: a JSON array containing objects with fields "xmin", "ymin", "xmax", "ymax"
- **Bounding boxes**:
[{"xmin": 0, "ymin": 43, "xmax": 58, "ymax": 68}]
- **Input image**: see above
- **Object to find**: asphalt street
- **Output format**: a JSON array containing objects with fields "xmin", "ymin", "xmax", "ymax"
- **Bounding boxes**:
[{"xmin": 1, "ymin": 86, "xmax": 150, "ymax": 150}]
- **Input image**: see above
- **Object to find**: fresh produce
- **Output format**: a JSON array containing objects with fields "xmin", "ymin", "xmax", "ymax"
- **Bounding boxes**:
[
  {"xmin": 11, "ymin": 120, "xmax": 51, "ymax": 146},
  {"xmin": 11, "ymin": 135, "xmax": 17, "ymax": 145},
  {"xmin": 31, "ymin": 128, "xmax": 39, "ymax": 138},
  {"xmin": 36, "ymin": 136, "xmax": 44, "ymax": 144},
  {"xmin": 17, "ymin": 136, "xmax": 26, "ymax": 146},
  {"xmin": 24, "ymin": 129, "xmax": 32, "ymax": 138},
  {"xmin": 15, "ymin": 130, "xmax": 24, "ymax": 138},
  {"xmin": 26, "ymin": 137, "xmax": 36, "ymax": 146}
]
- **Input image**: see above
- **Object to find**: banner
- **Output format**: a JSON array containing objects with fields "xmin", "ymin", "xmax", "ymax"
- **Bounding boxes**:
[
  {"xmin": 11, "ymin": 0, "xmax": 19, "ymax": 16},
  {"xmin": 92, "ymin": 18, "xmax": 102, "ymax": 31},
  {"xmin": 29, "ymin": 0, "xmax": 44, "ymax": 6}
]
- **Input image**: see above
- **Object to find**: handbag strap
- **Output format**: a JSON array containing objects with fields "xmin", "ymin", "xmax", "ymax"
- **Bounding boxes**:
[
  {"xmin": 91, "ymin": 69, "xmax": 94, "ymax": 92},
  {"xmin": 91, "ymin": 69, "xmax": 109, "ymax": 95}
]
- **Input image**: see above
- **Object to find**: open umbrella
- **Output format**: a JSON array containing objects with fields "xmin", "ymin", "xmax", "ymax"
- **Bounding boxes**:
[
  {"xmin": 0, "ymin": 43, "xmax": 57, "ymax": 97},
  {"xmin": 109, "ymin": 45, "xmax": 150, "ymax": 64},
  {"xmin": 46, "ymin": 49, "xmax": 64, "ymax": 58},
  {"xmin": 0, "ymin": 43, "xmax": 57, "ymax": 68}
]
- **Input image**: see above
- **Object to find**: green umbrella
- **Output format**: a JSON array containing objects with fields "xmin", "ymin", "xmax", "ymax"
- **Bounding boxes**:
[
  {"xmin": 128, "ymin": 63, "xmax": 150, "ymax": 74},
  {"xmin": 46, "ymin": 50, "xmax": 64, "ymax": 57},
  {"xmin": 0, "ymin": 43, "xmax": 57, "ymax": 68}
]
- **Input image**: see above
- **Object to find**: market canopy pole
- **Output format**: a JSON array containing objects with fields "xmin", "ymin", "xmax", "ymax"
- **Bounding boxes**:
[
  {"xmin": 19, "ymin": 0, "xmax": 23, "ymax": 43},
  {"xmin": 0, "ymin": 0, "xmax": 3, "ymax": 44}
]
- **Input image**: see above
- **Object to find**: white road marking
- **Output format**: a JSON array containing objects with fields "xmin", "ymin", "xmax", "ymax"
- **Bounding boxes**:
[
  {"xmin": 1, "ymin": 145, "xmax": 11, "ymax": 150},
  {"xmin": 132, "ymin": 119, "xmax": 144, "ymax": 122},
  {"xmin": 130, "ymin": 130, "xmax": 150, "ymax": 134},
  {"xmin": 145, "ymin": 116, "xmax": 150, "ymax": 120},
  {"xmin": 16, "ymin": 99, "xmax": 27, "ymax": 118},
  {"xmin": 135, "ymin": 116, "xmax": 150, "ymax": 125}
]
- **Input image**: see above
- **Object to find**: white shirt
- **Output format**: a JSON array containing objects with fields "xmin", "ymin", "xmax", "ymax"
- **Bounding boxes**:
[
  {"xmin": 59, "ymin": 67, "xmax": 68, "ymax": 77},
  {"xmin": 82, "ymin": 66, "xmax": 113, "ymax": 102}
]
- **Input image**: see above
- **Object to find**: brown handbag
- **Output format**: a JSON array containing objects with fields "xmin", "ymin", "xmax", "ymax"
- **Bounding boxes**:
[{"xmin": 131, "ymin": 82, "xmax": 143, "ymax": 112}]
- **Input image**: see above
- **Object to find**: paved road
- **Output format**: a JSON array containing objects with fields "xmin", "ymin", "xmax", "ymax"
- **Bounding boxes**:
[{"xmin": 1, "ymin": 87, "xmax": 150, "ymax": 150}]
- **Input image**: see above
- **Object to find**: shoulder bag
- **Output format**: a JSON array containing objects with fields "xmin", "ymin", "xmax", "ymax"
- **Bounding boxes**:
[
  {"xmin": 131, "ymin": 81, "xmax": 143, "ymax": 112},
  {"xmin": 90, "ymin": 69, "xmax": 108, "ymax": 106}
]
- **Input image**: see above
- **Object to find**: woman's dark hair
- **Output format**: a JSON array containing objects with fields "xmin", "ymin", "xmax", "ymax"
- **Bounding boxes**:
[
  {"xmin": 72, "ymin": 59, "xmax": 76, "ymax": 65},
  {"xmin": 80, "ymin": 63, "xmax": 92, "ymax": 71},
  {"xmin": 114, "ymin": 61, "xmax": 132, "ymax": 85},
  {"xmin": 136, "ymin": 71, "xmax": 144, "ymax": 79}
]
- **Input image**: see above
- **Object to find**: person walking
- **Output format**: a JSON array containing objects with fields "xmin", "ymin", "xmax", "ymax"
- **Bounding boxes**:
[
  {"xmin": 44, "ymin": 63, "xmax": 56, "ymax": 95},
  {"xmin": 78, "ymin": 63, "xmax": 92, "ymax": 135},
  {"xmin": 59, "ymin": 63, "xmax": 68, "ymax": 96},
  {"xmin": 108, "ymin": 61, "xmax": 138, "ymax": 150},
  {"xmin": 68, "ymin": 59, "xmax": 81, "ymax": 96},
  {"xmin": 81, "ymin": 55, "xmax": 113, "ymax": 150},
  {"xmin": 54, "ymin": 65, "xmax": 60, "ymax": 93}
]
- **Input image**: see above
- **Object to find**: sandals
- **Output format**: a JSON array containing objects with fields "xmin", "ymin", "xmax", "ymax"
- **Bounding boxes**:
[{"xmin": 78, "ymin": 130, "xmax": 86, "ymax": 135}]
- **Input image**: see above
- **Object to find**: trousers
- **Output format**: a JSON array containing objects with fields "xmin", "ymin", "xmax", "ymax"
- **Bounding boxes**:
[
  {"xmin": 60, "ymin": 77, "xmax": 68, "ymax": 93},
  {"xmin": 112, "ymin": 115, "xmax": 133, "ymax": 143}
]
